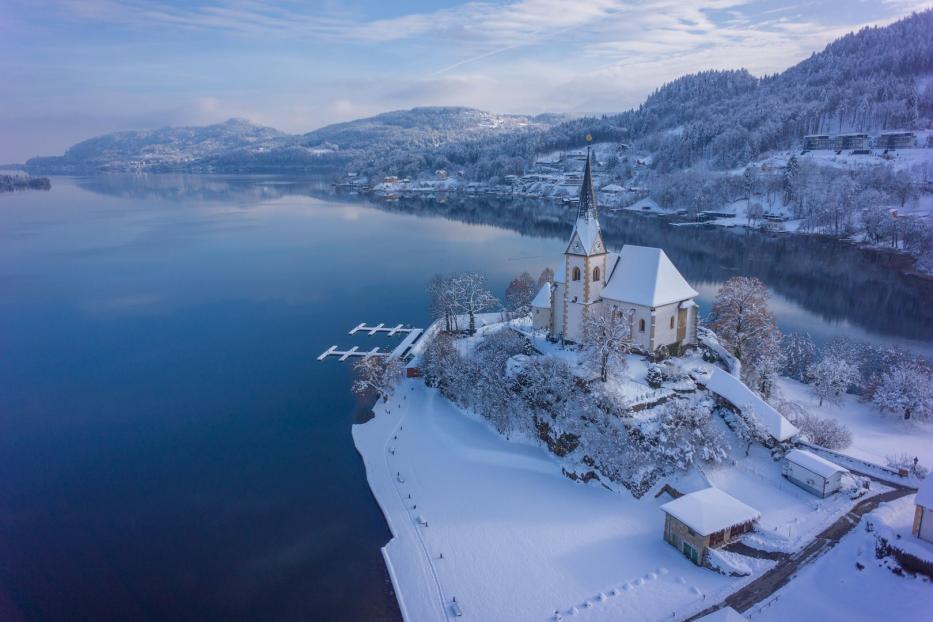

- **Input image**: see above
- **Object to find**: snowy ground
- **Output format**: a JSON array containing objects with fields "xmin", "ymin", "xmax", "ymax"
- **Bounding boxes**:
[
  {"xmin": 748, "ymin": 497, "xmax": 932, "ymax": 622},
  {"xmin": 354, "ymin": 381, "xmax": 765, "ymax": 622},
  {"xmin": 776, "ymin": 377, "xmax": 933, "ymax": 468}
]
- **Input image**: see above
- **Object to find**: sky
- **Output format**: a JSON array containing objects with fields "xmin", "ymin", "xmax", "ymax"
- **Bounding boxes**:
[{"xmin": 1, "ymin": 0, "xmax": 930, "ymax": 162}]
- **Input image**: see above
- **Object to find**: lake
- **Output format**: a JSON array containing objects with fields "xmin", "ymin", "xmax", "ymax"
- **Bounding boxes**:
[{"xmin": 1, "ymin": 175, "xmax": 930, "ymax": 622}]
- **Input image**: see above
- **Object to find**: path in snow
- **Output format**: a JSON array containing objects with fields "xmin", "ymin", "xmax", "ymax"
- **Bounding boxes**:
[{"xmin": 686, "ymin": 479, "xmax": 915, "ymax": 620}]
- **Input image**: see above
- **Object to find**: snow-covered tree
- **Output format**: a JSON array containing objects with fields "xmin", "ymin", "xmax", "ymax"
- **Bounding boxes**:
[
  {"xmin": 790, "ymin": 412, "xmax": 852, "ymax": 449},
  {"xmin": 581, "ymin": 306, "xmax": 633, "ymax": 382},
  {"xmin": 421, "ymin": 332, "xmax": 460, "ymax": 392},
  {"xmin": 537, "ymin": 267, "xmax": 555, "ymax": 288},
  {"xmin": 352, "ymin": 355, "xmax": 403, "ymax": 403},
  {"xmin": 781, "ymin": 333, "xmax": 817, "ymax": 381},
  {"xmin": 872, "ymin": 361, "xmax": 933, "ymax": 421},
  {"xmin": 708, "ymin": 276, "xmax": 780, "ymax": 364},
  {"xmin": 450, "ymin": 272, "xmax": 499, "ymax": 333},
  {"xmin": 807, "ymin": 355, "xmax": 859, "ymax": 406},
  {"xmin": 729, "ymin": 405, "xmax": 770, "ymax": 456},
  {"xmin": 504, "ymin": 272, "xmax": 537, "ymax": 318},
  {"xmin": 655, "ymin": 400, "xmax": 729, "ymax": 471},
  {"xmin": 645, "ymin": 365, "xmax": 664, "ymax": 389},
  {"xmin": 744, "ymin": 329, "xmax": 784, "ymax": 398}
]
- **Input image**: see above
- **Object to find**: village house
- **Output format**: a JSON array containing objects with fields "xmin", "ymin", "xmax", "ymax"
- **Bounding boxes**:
[
  {"xmin": 535, "ymin": 149, "xmax": 699, "ymax": 352},
  {"xmin": 876, "ymin": 132, "xmax": 916, "ymax": 150},
  {"xmin": 913, "ymin": 476, "xmax": 933, "ymax": 544},
  {"xmin": 782, "ymin": 449, "xmax": 849, "ymax": 497},
  {"xmin": 803, "ymin": 134, "xmax": 833, "ymax": 151},
  {"xmin": 835, "ymin": 133, "xmax": 870, "ymax": 151},
  {"xmin": 660, "ymin": 487, "xmax": 760, "ymax": 567}
]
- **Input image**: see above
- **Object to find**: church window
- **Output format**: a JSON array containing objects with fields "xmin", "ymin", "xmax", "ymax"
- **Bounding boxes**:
[
  {"xmin": 639, "ymin": 319, "xmax": 646, "ymax": 333},
  {"xmin": 572, "ymin": 267, "xmax": 581, "ymax": 281},
  {"xmin": 593, "ymin": 267, "xmax": 600, "ymax": 282},
  {"xmin": 670, "ymin": 316, "xmax": 675, "ymax": 329}
]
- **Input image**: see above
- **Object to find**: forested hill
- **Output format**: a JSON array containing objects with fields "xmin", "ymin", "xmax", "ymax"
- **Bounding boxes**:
[
  {"xmin": 397, "ymin": 9, "xmax": 933, "ymax": 180},
  {"xmin": 24, "ymin": 10, "xmax": 933, "ymax": 176}
]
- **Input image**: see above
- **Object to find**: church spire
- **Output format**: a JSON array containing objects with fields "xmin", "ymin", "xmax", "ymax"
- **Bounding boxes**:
[{"xmin": 577, "ymin": 146, "xmax": 597, "ymax": 221}]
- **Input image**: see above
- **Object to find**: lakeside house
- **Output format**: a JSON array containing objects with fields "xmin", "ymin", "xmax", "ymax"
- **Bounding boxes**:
[
  {"xmin": 660, "ymin": 487, "xmax": 760, "ymax": 567},
  {"xmin": 782, "ymin": 449, "xmax": 849, "ymax": 498},
  {"xmin": 537, "ymin": 149, "xmax": 699, "ymax": 351},
  {"xmin": 913, "ymin": 476, "xmax": 933, "ymax": 544}
]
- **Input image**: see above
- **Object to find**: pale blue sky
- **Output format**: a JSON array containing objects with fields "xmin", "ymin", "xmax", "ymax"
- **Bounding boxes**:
[{"xmin": 2, "ymin": 0, "xmax": 929, "ymax": 161}]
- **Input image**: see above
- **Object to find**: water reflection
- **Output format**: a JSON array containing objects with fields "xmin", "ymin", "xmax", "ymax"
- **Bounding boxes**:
[{"xmin": 75, "ymin": 174, "xmax": 933, "ymax": 349}]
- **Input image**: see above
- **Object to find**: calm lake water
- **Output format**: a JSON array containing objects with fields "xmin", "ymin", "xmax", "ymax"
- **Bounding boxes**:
[{"xmin": 1, "ymin": 175, "xmax": 931, "ymax": 622}]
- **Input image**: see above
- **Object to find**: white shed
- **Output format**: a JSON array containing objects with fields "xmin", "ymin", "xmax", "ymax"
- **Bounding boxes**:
[
  {"xmin": 782, "ymin": 449, "xmax": 849, "ymax": 498},
  {"xmin": 913, "ymin": 476, "xmax": 933, "ymax": 544}
]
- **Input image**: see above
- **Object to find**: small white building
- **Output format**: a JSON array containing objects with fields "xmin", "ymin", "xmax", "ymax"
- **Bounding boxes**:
[
  {"xmin": 913, "ymin": 476, "xmax": 933, "ymax": 544},
  {"xmin": 542, "ymin": 149, "xmax": 699, "ymax": 352},
  {"xmin": 782, "ymin": 449, "xmax": 849, "ymax": 498}
]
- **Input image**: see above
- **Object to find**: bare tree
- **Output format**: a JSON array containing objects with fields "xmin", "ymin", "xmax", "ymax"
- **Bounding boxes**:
[
  {"xmin": 537, "ymin": 267, "xmax": 555, "ymax": 288},
  {"xmin": 450, "ymin": 272, "xmax": 499, "ymax": 333},
  {"xmin": 504, "ymin": 272, "xmax": 537, "ymax": 319},
  {"xmin": 708, "ymin": 276, "xmax": 779, "ymax": 364},
  {"xmin": 581, "ymin": 306, "xmax": 633, "ymax": 382},
  {"xmin": 429, "ymin": 274, "xmax": 458, "ymax": 332},
  {"xmin": 352, "ymin": 355, "xmax": 403, "ymax": 403}
]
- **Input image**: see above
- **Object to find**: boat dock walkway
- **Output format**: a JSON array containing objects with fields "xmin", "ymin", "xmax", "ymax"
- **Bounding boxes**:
[{"xmin": 319, "ymin": 323, "xmax": 424, "ymax": 363}]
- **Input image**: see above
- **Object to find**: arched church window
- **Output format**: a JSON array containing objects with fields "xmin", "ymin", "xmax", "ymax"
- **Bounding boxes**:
[
  {"xmin": 593, "ymin": 267, "xmax": 600, "ymax": 282},
  {"xmin": 639, "ymin": 319, "xmax": 646, "ymax": 333},
  {"xmin": 670, "ymin": 316, "xmax": 675, "ymax": 329},
  {"xmin": 572, "ymin": 267, "xmax": 581, "ymax": 281}
]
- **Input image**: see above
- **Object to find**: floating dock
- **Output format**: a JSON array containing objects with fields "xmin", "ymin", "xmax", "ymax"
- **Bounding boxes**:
[{"xmin": 319, "ymin": 324, "xmax": 424, "ymax": 362}]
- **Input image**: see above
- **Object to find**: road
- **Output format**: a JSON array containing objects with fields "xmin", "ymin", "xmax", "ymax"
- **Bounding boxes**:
[{"xmin": 685, "ymin": 480, "xmax": 915, "ymax": 621}]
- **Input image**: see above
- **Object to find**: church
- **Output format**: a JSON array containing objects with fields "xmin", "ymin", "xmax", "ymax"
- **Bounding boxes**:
[{"xmin": 531, "ymin": 150, "xmax": 699, "ymax": 353}]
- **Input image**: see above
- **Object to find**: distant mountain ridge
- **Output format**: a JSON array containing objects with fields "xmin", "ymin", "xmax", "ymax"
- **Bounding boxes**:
[
  {"xmin": 26, "ymin": 107, "xmax": 561, "ymax": 174},
  {"xmin": 25, "ymin": 10, "xmax": 933, "ymax": 176}
]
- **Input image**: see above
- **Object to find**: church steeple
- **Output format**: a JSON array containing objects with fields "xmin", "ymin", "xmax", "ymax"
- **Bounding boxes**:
[
  {"xmin": 565, "ymin": 144, "xmax": 605, "ymax": 257},
  {"xmin": 577, "ymin": 147, "xmax": 597, "ymax": 221}
]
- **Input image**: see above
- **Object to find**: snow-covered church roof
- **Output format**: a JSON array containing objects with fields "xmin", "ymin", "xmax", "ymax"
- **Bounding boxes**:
[
  {"xmin": 531, "ymin": 283, "xmax": 551, "ymax": 308},
  {"xmin": 660, "ymin": 487, "xmax": 760, "ymax": 536},
  {"xmin": 601, "ymin": 245, "xmax": 698, "ymax": 307}
]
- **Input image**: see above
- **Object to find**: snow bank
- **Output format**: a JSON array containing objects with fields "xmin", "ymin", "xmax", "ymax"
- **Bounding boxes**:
[
  {"xmin": 353, "ymin": 381, "xmax": 750, "ymax": 621},
  {"xmin": 751, "ymin": 497, "xmax": 931, "ymax": 622},
  {"xmin": 706, "ymin": 548, "xmax": 753, "ymax": 577}
]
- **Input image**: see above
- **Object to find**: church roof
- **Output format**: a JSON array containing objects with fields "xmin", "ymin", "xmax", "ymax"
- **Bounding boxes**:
[
  {"xmin": 601, "ymin": 245, "xmax": 698, "ymax": 307},
  {"xmin": 531, "ymin": 283, "xmax": 551, "ymax": 308}
]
